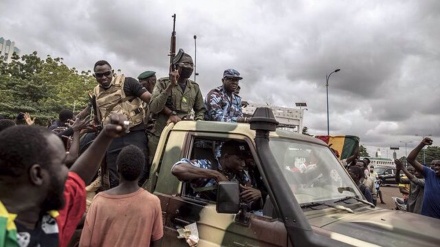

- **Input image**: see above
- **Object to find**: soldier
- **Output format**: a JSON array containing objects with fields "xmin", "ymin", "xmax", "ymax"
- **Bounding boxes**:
[
  {"xmin": 138, "ymin": 70, "xmax": 158, "ymax": 163},
  {"xmin": 171, "ymin": 140, "xmax": 263, "ymax": 209},
  {"xmin": 138, "ymin": 70, "xmax": 156, "ymax": 94},
  {"xmin": 149, "ymin": 49, "xmax": 205, "ymax": 159},
  {"xmin": 91, "ymin": 60, "xmax": 152, "ymax": 188},
  {"xmin": 204, "ymin": 69, "xmax": 248, "ymax": 123}
]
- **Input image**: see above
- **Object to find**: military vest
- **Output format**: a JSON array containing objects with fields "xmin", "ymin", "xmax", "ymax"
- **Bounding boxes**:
[{"xmin": 94, "ymin": 74, "xmax": 144, "ymax": 129}]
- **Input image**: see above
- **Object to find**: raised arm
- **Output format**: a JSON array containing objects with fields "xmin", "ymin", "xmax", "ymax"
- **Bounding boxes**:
[
  {"xmin": 171, "ymin": 162, "xmax": 227, "ymax": 182},
  {"xmin": 395, "ymin": 159, "xmax": 413, "ymax": 183},
  {"xmin": 64, "ymin": 117, "xmax": 91, "ymax": 167},
  {"xmin": 407, "ymin": 137, "xmax": 432, "ymax": 173},
  {"xmin": 149, "ymin": 76, "xmax": 177, "ymax": 114},
  {"xmin": 69, "ymin": 114, "xmax": 127, "ymax": 184},
  {"xmin": 23, "ymin": 112, "xmax": 36, "ymax": 125},
  {"xmin": 76, "ymin": 105, "xmax": 91, "ymax": 120}
]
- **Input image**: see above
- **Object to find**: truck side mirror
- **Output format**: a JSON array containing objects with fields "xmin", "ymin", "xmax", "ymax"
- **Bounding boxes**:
[{"xmin": 216, "ymin": 181, "xmax": 240, "ymax": 214}]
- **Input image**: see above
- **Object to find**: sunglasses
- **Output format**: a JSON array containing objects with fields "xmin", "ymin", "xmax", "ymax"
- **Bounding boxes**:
[{"xmin": 94, "ymin": 71, "xmax": 112, "ymax": 78}]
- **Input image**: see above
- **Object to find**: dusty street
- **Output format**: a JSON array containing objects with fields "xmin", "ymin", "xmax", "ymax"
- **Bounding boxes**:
[{"xmin": 376, "ymin": 184, "xmax": 404, "ymax": 210}]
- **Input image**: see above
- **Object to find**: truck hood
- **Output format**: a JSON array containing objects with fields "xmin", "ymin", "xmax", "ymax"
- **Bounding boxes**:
[{"xmin": 308, "ymin": 207, "xmax": 440, "ymax": 247}]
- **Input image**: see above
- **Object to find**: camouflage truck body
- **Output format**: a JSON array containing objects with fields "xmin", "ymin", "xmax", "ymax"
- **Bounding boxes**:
[{"xmin": 143, "ymin": 112, "xmax": 440, "ymax": 247}]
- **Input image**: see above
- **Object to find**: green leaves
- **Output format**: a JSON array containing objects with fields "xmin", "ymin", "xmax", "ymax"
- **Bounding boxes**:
[
  {"xmin": 0, "ymin": 51, "xmax": 95, "ymax": 124},
  {"xmin": 359, "ymin": 145, "xmax": 369, "ymax": 157}
]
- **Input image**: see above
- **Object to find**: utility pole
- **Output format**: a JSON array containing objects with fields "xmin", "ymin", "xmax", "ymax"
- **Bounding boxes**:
[
  {"xmin": 400, "ymin": 141, "xmax": 412, "ymax": 167},
  {"xmin": 193, "ymin": 35, "xmax": 199, "ymax": 82},
  {"xmin": 325, "ymin": 69, "xmax": 340, "ymax": 135}
]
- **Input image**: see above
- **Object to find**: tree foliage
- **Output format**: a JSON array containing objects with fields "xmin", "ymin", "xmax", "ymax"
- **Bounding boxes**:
[
  {"xmin": 359, "ymin": 145, "xmax": 369, "ymax": 157},
  {"xmin": 0, "ymin": 52, "xmax": 95, "ymax": 125},
  {"xmin": 413, "ymin": 146, "xmax": 440, "ymax": 165}
]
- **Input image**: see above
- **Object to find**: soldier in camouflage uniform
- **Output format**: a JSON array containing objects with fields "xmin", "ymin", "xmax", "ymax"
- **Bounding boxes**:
[
  {"xmin": 149, "ymin": 49, "xmax": 205, "ymax": 160},
  {"xmin": 204, "ymin": 69, "xmax": 248, "ymax": 123}
]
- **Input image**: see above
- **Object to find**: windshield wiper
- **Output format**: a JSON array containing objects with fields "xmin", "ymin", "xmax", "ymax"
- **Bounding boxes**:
[
  {"xmin": 300, "ymin": 202, "xmax": 323, "ymax": 209},
  {"xmin": 301, "ymin": 201, "xmax": 353, "ymax": 213},
  {"xmin": 334, "ymin": 196, "xmax": 374, "ymax": 208}
]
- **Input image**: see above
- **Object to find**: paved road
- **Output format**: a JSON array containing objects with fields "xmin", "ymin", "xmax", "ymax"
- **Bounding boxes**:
[{"xmin": 376, "ymin": 184, "xmax": 402, "ymax": 210}]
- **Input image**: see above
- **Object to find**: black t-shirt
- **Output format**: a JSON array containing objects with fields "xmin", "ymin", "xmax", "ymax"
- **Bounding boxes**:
[
  {"xmin": 124, "ymin": 77, "xmax": 147, "ymax": 131},
  {"xmin": 123, "ymin": 77, "xmax": 147, "ymax": 97},
  {"xmin": 15, "ymin": 214, "xmax": 59, "ymax": 247}
]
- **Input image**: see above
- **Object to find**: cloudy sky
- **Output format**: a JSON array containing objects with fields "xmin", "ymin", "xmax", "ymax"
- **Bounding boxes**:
[{"xmin": 1, "ymin": 0, "xmax": 439, "ymax": 158}]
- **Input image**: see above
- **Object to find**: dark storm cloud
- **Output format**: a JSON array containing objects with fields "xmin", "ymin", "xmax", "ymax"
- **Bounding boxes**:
[{"xmin": 2, "ymin": 0, "xmax": 440, "ymax": 156}]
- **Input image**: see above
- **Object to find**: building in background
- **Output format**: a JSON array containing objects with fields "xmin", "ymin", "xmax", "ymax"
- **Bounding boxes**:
[
  {"xmin": 0, "ymin": 37, "xmax": 21, "ymax": 63},
  {"xmin": 242, "ymin": 102, "xmax": 305, "ymax": 132}
]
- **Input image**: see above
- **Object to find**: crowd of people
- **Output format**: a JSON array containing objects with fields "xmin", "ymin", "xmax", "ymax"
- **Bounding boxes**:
[
  {"xmin": 0, "ymin": 47, "xmax": 251, "ymax": 247},
  {"xmin": 1, "ymin": 46, "xmax": 439, "ymax": 247},
  {"xmin": 338, "ymin": 138, "xmax": 440, "ymax": 219}
]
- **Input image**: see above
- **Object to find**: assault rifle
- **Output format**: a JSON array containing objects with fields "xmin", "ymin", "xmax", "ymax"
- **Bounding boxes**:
[{"xmin": 169, "ymin": 14, "xmax": 177, "ymax": 72}]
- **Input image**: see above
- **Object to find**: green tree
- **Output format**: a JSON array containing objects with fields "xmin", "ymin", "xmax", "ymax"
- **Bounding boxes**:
[
  {"xmin": 359, "ymin": 145, "xmax": 369, "ymax": 157},
  {"xmin": 0, "ymin": 52, "xmax": 95, "ymax": 124},
  {"xmin": 415, "ymin": 146, "xmax": 440, "ymax": 165}
]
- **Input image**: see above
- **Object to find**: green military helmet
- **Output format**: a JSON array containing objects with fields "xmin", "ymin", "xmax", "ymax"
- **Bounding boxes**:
[{"xmin": 138, "ymin": 71, "xmax": 156, "ymax": 80}]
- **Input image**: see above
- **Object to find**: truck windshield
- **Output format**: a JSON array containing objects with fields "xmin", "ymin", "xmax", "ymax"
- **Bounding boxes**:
[{"xmin": 269, "ymin": 137, "xmax": 363, "ymax": 204}]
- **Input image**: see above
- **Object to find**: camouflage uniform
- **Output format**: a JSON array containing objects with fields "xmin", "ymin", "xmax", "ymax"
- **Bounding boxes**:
[
  {"xmin": 173, "ymin": 158, "xmax": 251, "ymax": 201},
  {"xmin": 148, "ymin": 77, "xmax": 205, "ymax": 159},
  {"xmin": 204, "ymin": 85, "xmax": 243, "ymax": 122}
]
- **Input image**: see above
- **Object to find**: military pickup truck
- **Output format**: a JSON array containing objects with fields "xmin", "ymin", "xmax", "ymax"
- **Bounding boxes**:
[{"xmin": 75, "ymin": 108, "xmax": 440, "ymax": 246}]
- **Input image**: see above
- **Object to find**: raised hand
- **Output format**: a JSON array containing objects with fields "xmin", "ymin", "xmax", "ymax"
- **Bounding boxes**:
[
  {"xmin": 422, "ymin": 137, "xmax": 433, "ymax": 146},
  {"xmin": 102, "ymin": 114, "xmax": 128, "ymax": 138},
  {"xmin": 394, "ymin": 159, "xmax": 404, "ymax": 170},
  {"xmin": 68, "ymin": 117, "xmax": 91, "ymax": 132},
  {"xmin": 169, "ymin": 69, "xmax": 179, "ymax": 86},
  {"xmin": 24, "ymin": 112, "xmax": 36, "ymax": 125}
]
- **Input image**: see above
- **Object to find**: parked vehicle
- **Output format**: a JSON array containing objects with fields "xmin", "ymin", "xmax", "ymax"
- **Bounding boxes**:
[
  {"xmin": 375, "ymin": 166, "xmax": 402, "ymax": 185},
  {"xmin": 70, "ymin": 108, "xmax": 440, "ymax": 247}
]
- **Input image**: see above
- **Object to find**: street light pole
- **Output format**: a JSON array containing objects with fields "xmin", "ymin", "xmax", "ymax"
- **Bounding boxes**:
[
  {"xmin": 193, "ymin": 35, "xmax": 197, "ymax": 82},
  {"xmin": 326, "ymin": 69, "xmax": 340, "ymax": 136}
]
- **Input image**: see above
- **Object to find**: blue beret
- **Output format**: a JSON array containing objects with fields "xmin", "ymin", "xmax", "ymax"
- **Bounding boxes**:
[
  {"xmin": 138, "ymin": 71, "xmax": 156, "ymax": 80},
  {"xmin": 223, "ymin": 69, "xmax": 243, "ymax": 80}
]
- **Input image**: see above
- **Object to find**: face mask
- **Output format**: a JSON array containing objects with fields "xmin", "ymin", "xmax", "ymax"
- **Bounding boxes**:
[
  {"xmin": 370, "ymin": 169, "xmax": 374, "ymax": 173},
  {"xmin": 179, "ymin": 67, "xmax": 193, "ymax": 79}
]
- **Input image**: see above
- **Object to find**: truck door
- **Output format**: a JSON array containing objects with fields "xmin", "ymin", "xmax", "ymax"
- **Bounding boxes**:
[{"xmin": 163, "ymin": 135, "xmax": 289, "ymax": 246}]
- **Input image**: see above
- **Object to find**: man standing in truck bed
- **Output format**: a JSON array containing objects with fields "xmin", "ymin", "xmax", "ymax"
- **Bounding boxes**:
[
  {"xmin": 149, "ymin": 49, "xmax": 205, "ymax": 158},
  {"xmin": 92, "ymin": 60, "xmax": 152, "ymax": 188},
  {"xmin": 204, "ymin": 69, "xmax": 249, "ymax": 123}
]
